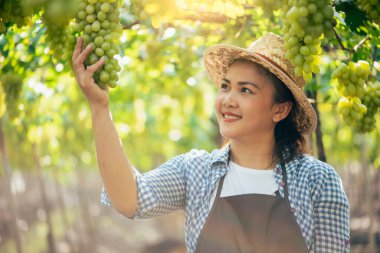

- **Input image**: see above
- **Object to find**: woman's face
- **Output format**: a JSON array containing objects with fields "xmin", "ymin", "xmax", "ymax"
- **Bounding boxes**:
[{"xmin": 214, "ymin": 60, "xmax": 279, "ymax": 141}]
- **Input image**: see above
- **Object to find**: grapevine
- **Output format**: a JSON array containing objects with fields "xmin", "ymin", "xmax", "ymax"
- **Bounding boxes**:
[
  {"xmin": 75, "ymin": 0, "xmax": 122, "ymax": 89},
  {"xmin": 0, "ymin": 0, "xmax": 34, "ymax": 33},
  {"xmin": 356, "ymin": 0, "xmax": 380, "ymax": 25}
]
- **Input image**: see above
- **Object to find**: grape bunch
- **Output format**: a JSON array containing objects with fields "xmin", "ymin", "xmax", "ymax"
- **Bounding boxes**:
[
  {"xmin": 42, "ymin": 0, "xmax": 78, "ymax": 61},
  {"xmin": 356, "ymin": 0, "xmax": 380, "ymax": 25},
  {"xmin": 354, "ymin": 81, "xmax": 380, "ymax": 132},
  {"xmin": 44, "ymin": 23, "xmax": 71, "ymax": 61},
  {"xmin": 0, "ymin": 0, "xmax": 33, "ymax": 33},
  {"xmin": 332, "ymin": 61, "xmax": 371, "ymax": 98},
  {"xmin": 0, "ymin": 72, "xmax": 23, "ymax": 119},
  {"xmin": 282, "ymin": 0, "xmax": 335, "ymax": 82},
  {"xmin": 337, "ymin": 96, "xmax": 367, "ymax": 124},
  {"xmin": 75, "ymin": 0, "xmax": 122, "ymax": 89}
]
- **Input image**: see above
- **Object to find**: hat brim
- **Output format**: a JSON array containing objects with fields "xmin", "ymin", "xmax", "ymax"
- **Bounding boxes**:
[{"xmin": 203, "ymin": 44, "xmax": 317, "ymax": 134}]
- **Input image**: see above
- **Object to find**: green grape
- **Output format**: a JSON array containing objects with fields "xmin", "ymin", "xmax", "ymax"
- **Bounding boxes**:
[
  {"xmin": 94, "ymin": 36, "xmax": 104, "ymax": 46},
  {"xmin": 86, "ymin": 14, "xmax": 96, "ymax": 23},
  {"xmin": 101, "ymin": 19, "xmax": 110, "ymax": 29},
  {"xmin": 75, "ymin": 0, "xmax": 121, "ymax": 88},
  {"xmin": 101, "ymin": 41, "xmax": 111, "ymax": 51},
  {"xmin": 101, "ymin": 3, "xmax": 111, "ymax": 13},
  {"xmin": 86, "ymin": 4, "xmax": 95, "ymax": 14},
  {"xmin": 100, "ymin": 71, "xmax": 110, "ymax": 82},
  {"xmin": 95, "ymin": 48, "xmax": 104, "ymax": 57},
  {"xmin": 92, "ymin": 20, "xmax": 101, "ymax": 31},
  {"xmin": 97, "ymin": 11, "xmax": 107, "ymax": 21}
]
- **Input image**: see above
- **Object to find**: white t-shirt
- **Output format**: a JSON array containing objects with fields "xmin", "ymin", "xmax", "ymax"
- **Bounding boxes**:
[{"xmin": 209, "ymin": 161, "xmax": 278, "ymax": 210}]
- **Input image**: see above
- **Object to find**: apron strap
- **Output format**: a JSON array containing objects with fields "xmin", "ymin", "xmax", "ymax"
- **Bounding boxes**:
[
  {"xmin": 216, "ymin": 175, "xmax": 226, "ymax": 198},
  {"xmin": 280, "ymin": 162, "xmax": 289, "ymax": 199}
]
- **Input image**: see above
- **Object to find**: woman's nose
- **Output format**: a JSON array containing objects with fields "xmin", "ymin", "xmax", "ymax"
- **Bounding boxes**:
[{"xmin": 222, "ymin": 93, "xmax": 238, "ymax": 108}]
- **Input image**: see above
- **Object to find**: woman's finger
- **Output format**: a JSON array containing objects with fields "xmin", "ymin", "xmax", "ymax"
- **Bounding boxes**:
[
  {"xmin": 76, "ymin": 43, "xmax": 94, "ymax": 66},
  {"xmin": 72, "ymin": 37, "xmax": 83, "ymax": 62},
  {"xmin": 87, "ymin": 57, "xmax": 105, "ymax": 73}
]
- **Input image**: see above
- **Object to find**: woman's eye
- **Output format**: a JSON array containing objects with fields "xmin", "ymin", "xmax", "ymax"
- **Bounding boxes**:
[
  {"xmin": 241, "ymin": 87, "xmax": 252, "ymax": 93},
  {"xmin": 220, "ymin": 83, "xmax": 229, "ymax": 90}
]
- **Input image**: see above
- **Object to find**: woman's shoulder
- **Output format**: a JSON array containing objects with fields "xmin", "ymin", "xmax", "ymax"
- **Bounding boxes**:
[
  {"xmin": 297, "ymin": 154, "xmax": 345, "ymax": 198},
  {"xmin": 298, "ymin": 154, "xmax": 339, "ymax": 176}
]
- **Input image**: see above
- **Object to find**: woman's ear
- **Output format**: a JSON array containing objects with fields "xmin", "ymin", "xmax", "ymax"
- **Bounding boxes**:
[{"xmin": 272, "ymin": 101, "xmax": 292, "ymax": 122}]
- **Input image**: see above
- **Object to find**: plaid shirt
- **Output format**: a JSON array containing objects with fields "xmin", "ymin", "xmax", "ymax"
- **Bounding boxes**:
[{"xmin": 101, "ymin": 145, "xmax": 350, "ymax": 252}]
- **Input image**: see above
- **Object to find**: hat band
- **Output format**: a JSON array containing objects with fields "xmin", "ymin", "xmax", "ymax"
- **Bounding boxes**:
[{"xmin": 254, "ymin": 52, "xmax": 295, "ymax": 83}]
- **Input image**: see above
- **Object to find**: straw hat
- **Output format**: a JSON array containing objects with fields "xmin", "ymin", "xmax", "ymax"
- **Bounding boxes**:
[{"xmin": 203, "ymin": 33, "xmax": 317, "ymax": 134}]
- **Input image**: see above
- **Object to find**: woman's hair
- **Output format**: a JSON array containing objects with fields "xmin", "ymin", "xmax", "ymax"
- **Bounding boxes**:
[{"xmin": 233, "ymin": 59, "xmax": 306, "ymax": 164}]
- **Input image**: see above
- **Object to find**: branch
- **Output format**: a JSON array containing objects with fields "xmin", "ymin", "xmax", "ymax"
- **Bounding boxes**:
[
  {"xmin": 354, "ymin": 35, "xmax": 370, "ymax": 51},
  {"xmin": 333, "ymin": 27, "xmax": 370, "ymax": 53}
]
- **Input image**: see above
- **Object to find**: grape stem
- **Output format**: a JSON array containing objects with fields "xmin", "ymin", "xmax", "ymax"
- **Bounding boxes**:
[{"xmin": 333, "ymin": 27, "xmax": 370, "ymax": 53}]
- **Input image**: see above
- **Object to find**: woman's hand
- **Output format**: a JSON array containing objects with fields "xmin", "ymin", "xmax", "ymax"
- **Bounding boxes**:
[{"xmin": 72, "ymin": 37, "xmax": 109, "ymax": 111}]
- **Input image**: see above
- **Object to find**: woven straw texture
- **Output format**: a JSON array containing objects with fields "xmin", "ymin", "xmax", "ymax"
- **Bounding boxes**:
[{"xmin": 203, "ymin": 33, "xmax": 317, "ymax": 134}]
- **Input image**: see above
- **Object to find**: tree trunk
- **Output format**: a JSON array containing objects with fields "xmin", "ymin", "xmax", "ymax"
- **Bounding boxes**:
[
  {"xmin": 32, "ymin": 144, "xmax": 56, "ymax": 253},
  {"xmin": 0, "ymin": 119, "xmax": 23, "ymax": 253},
  {"xmin": 76, "ymin": 168, "xmax": 96, "ymax": 253},
  {"xmin": 306, "ymin": 90, "xmax": 326, "ymax": 162},
  {"xmin": 53, "ymin": 170, "xmax": 75, "ymax": 253},
  {"xmin": 360, "ymin": 137, "xmax": 376, "ymax": 253}
]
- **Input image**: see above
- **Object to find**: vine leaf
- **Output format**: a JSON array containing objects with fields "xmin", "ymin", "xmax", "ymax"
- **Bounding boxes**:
[{"xmin": 334, "ymin": 0, "xmax": 368, "ymax": 35}]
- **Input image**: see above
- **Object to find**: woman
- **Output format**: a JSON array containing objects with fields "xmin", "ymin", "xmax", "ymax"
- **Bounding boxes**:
[{"xmin": 72, "ymin": 33, "xmax": 350, "ymax": 252}]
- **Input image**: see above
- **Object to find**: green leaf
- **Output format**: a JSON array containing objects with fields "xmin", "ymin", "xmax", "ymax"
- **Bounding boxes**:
[{"xmin": 334, "ymin": 0, "xmax": 368, "ymax": 34}]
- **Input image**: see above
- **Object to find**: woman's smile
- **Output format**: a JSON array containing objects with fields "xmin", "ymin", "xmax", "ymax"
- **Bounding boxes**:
[{"xmin": 222, "ymin": 111, "xmax": 242, "ymax": 122}]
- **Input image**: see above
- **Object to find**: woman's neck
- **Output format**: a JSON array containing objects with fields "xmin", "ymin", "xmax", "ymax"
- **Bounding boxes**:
[{"xmin": 229, "ymin": 135, "xmax": 277, "ymax": 170}]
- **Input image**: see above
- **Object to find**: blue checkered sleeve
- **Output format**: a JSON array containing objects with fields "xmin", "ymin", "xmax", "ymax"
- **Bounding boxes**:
[
  {"xmin": 101, "ymin": 154, "xmax": 187, "ymax": 219},
  {"xmin": 311, "ymin": 163, "xmax": 350, "ymax": 252}
]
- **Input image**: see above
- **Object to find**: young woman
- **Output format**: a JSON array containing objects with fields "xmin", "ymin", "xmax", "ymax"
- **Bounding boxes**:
[{"xmin": 72, "ymin": 33, "xmax": 350, "ymax": 253}]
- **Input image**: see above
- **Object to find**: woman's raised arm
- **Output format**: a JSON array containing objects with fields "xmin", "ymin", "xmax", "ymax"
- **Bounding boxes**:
[{"xmin": 72, "ymin": 37, "xmax": 137, "ymax": 217}]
